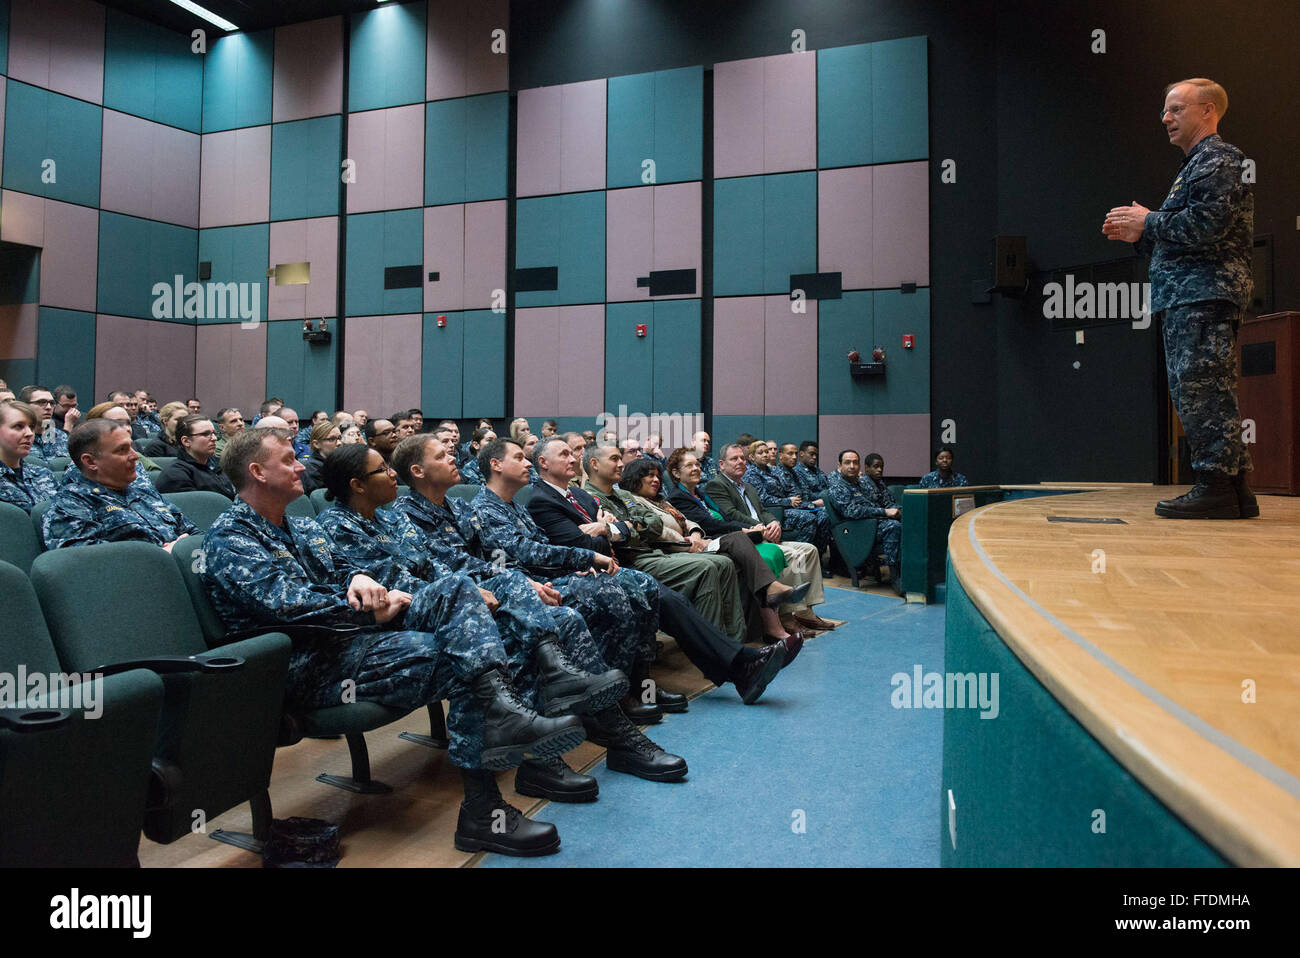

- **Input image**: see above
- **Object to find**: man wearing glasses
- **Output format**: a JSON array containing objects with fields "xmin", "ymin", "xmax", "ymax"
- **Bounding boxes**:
[
  {"xmin": 365, "ymin": 418, "xmax": 400, "ymax": 464},
  {"xmin": 19, "ymin": 386, "xmax": 67, "ymax": 460}
]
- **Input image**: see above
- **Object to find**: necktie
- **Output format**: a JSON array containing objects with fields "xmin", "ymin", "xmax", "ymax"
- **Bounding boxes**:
[{"xmin": 566, "ymin": 489, "xmax": 592, "ymax": 521}]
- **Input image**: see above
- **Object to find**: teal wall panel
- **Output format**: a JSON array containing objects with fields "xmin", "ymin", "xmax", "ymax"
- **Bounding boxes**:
[
  {"xmin": 871, "ymin": 36, "xmax": 928, "ymax": 163},
  {"xmin": 424, "ymin": 96, "xmax": 467, "ymax": 206},
  {"xmin": 349, "ymin": 1, "xmax": 426, "ymax": 112},
  {"xmin": 197, "ymin": 224, "xmax": 269, "ymax": 325},
  {"xmin": 712, "ymin": 176, "xmax": 763, "ymax": 297},
  {"xmin": 515, "ymin": 191, "xmax": 604, "ymax": 307},
  {"xmin": 104, "ymin": 10, "xmax": 203, "ymax": 132},
  {"xmin": 872, "ymin": 289, "xmax": 930, "ymax": 414},
  {"xmin": 762, "ymin": 172, "xmax": 816, "ymax": 294},
  {"xmin": 463, "ymin": 94, "xmax": 508, "ymax": 202},
  {"xmin": 817, "ymin": 43, "xmax": 872, "ymax": 168},
  {"xmin": 762, "ymin": 415, "xmax": 818, "ymax": 445},
  {"xmin": 270, "ymin": 116, "xmax": 341, "ymax": 221},
  {"xmin": 36, "ymin": 307, "xmax": 96, "ymax": 402},
  {"xmin": 266, "ymin": 318, "xmax": 337, "ymax": 415},
  {"xmin": 422, "ymin": 310, "xmax": 464, "ymax": 417},
  {"xmin": 97, "ymin": 212, "xmax": 198, "ymax": 321},
  {"xmin": 461, "ymin": 309, "xmax": 504, "ymax": 418},
  {"xmin": 344, "ymin": 209, "xmax": 422, "ymax": 315},
  {"xmin": 606, "ymin": 72, "xmax": 654, "ymax": 190},
  {"xmin": 0, "ymin": 0, "xmax": 9, "ymax": 76},
  {"xmin": 604, "ymin": 302, "xmax": 653, "ymax": 413},
  {"xmin": 3, "ymin": 81, "xmax": 102, "ymax": 207},
  {"xmin": 514, "ymin": 194, "xmax": 560, "ymax": 307},
  {"xmin": 203, "ymin": 30, "xmax": 274, "ymax": 133},
  {"xmin": 818, "ymin": 290, "xmax": 874, "ymax": 415},
  {"xmin": 711, "ymin": 415, "xmax": 765, "ymax": 448},
  {"xmin": 651, "ymin": 298, "xmax": 700, "ymax": 413},
  {"xmin": 0, "ymin": 359, "xmax": 36, "ymax": 388},
  {"xmin": 607, "ymin": 67, "xmax": 701, "ymax": 188}
]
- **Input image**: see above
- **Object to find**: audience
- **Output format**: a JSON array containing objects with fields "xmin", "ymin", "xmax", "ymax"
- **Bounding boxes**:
[
  {"xmin": 52, "ymin": 385, "xmax": 81, "ymax": 433},
  {"xmin": 509, "ymin": 417, "xmax": 531, "ymax": 441},
  {"xmin": 186, "ymin": 398, "xmax": 203, "ymax": 415},
  {"xmin": 919, "ymin": 447, "xmax": 969, "ymax": 488},
  {"xmin": 135, "ymin": 390, "xmax": 162, "ymax": 435},
  {"xmin": 215, "ymin": 408, "xmax": 245, "ymax": 462},
  {"xmin": 457, "ymin": 427, "xmax": 495, "ymax": 483},
  {"xmin": 540, "ymin": 419, "xmax": 559, "ymax": 438},
  {"xmin": 744, "ymin": 440, "xmax": 833, "ymax": 559},
  {"xmin": 154, "ymin": 415, "xmax": 236, "ymax": 499},
  {"xmin": 300, "ymin": 420, "xmax": 343, "ymax": 494},
  {"xmin": 364, "ymin": 418, "xmax": 399, "ymax": 464},
  {"xmin": 107, "ymin": 390, "xmax": 151, "ymax": 440},
  {"xmin": 277, "ymin": 407, "xmax": 309, "ymax": 458},
  {"xmin": 340, "ymin": 421, "xmax": 364, "ymax": 445},
  {"xmin": 351, "ymin": 409, "xmax": 368, "ymax": 429},
  {"xmin": 392, "ymin": 411, "xmax": 418, "ymax": 442},
  {"xmin": 826, "ymin": 450, "xmax": 903, "ymax": 595},
  {"xmin": 0, "ymin": 400, "xmax": 59, "ymax": 512},
  {"xmin": 563, "ymin": 432, "xmax": 588, "ymax": 487},
  {"xmin": 141, "ymin": 401, "xmax": 189, "ymax": 458},
  {"xmin": 793, "ymin": 441, "xmax": 828, "ymax": 499},
  {"xmin": 19, "ymin": 386, "xmax": 67, "ymax": 460}
]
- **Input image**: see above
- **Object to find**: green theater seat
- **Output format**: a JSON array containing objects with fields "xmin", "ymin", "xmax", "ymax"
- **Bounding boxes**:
[
  {"xmin": 823, "ymin": 498, "xmax": 880, "ymax": 588},
  {"xmin": 308, "ymin": 487, "xmax": 330, "ymax": 514},
  {"xmin": 285, "ymin": 494, "xmax": 316, "ymax": 518},
  {"xmin": 30, "ymin": 542, "xmax": 292, "ymax": 854},
  {"xmin": 446, "ymin": 484, "xmax": 480, "ymax": 502},
  {"xmin": 0, "ymin": 560, "xmax": 165, "ymax": 867},
  {"xmin": 162, "ymin": 490, "xmax": 233, "ymax": 532},
  {"xmin": 0, "ymin": 502, "xmax": 43, "ymax": 573}
]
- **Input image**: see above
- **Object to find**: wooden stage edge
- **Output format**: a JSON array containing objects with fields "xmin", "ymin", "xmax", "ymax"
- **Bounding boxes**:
[{"xmin": 948, "ymin": 487, "xmax": 1300, "ymax": 867}]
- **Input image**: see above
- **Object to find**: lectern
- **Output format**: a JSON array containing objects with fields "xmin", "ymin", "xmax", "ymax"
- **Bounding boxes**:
[{"xmin": 1238, "ymin": 311, "xmax": 1300, "ymax": 494}]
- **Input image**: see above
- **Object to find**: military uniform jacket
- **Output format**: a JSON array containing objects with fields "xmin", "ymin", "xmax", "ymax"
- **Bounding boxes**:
[
  {"xmin": 792, "ymin": 463, "xmax": 828, "ymax": 498},
  {"xmin": 826, "ymin": 471, "xmax": 893, "ymax": 520},
  {"xmin": 470, "ymin": 485, "xmax": 596, "ymax": 579},
  {"xmin": 1135, "ymin": 134, "xmax": 1254, "ymax": 312},
  {"xmin": 918, "ymin": 470, "xmax": 969, "ymax": 489},
  {"xmin": 394, "ymin": 490, "xmax": 521, "ymax": 579},
  {"xmin": 316, "ymin": 502, "xmax": 455, "ymax": 594},
  {"xmin": 745, "ymin": 464, "xmax": 801, "ymax": 509},
  {"xmin": 42, "ymin": 469, "xmax": 197, "ymax": 549},
  {"xmin": 31, "ymin": 427, "xmax": 69, "ymax": 461},
  {"xmin": 581, "ymin": 480, "xmax": 663, "ymax": 553},
  {"xmin": 0, "ymin": 459, "xmax": 58, "ymax": 513},
  {"xmin": 135, "ymin": 412, "xmax": 162, "ymax": 437},
  {"xmin": 458, "ymin": 457, "xmax": 486, "ymax": 485},
  {"xmin": 201, "ymin": 497, "xmax": 376, "ymax": 636},
  {"xmin": 696, "ymin": 455, "xmax": 719, "ymax": 484}
]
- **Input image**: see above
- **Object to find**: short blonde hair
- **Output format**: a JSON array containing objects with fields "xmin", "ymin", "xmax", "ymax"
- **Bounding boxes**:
[{"xmin": 1165, "ymin": 78, "xmax": 1228, "ymax": 117}]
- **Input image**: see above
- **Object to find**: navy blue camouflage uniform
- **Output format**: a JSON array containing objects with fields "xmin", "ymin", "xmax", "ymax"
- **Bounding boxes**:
[
  {"xmin": 30, "ymin": 426, "xmax": 69, "ymax": 461},
  {"xmin": 1135, "ymin": 133, "xmax": 1254, "ymax": 475},
  {"xmin": 0, "ymin": 459, "xmax": 58, "ymax": 513},
  {"xmin": 42, "ymin": 468, "xmax": 197, "ymax": 549},
  {"xmin": 745, "ymin": 464, "xmax": 831, "ymax": 551},
  {"xmin": 696, "ymin": 455, "xmax": 719, "ymax": 484},
  {"xmin": 918, "ymin": 470, "xmax": 969, "ymax": 489},
  {"xmin": 826, "ymin": 470, "xmax": 901, "ymax": 573},
  {"xmin": 200, "ymin": 498, "xmax": 512, "ymax": 769},
  {"xmin": 457, "ymin": 457, "xmax": 486, "ymax": 485},
  {"xmin": 470, "ymin": 486, "xmax": 659, "ymax": 673},
  {"xmin": 792, "ymin": 462, "xmax": 828, "ymax": 499}
]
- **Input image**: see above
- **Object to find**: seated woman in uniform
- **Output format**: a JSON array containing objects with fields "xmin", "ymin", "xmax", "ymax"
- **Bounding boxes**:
[
  {"xmin": 300, "ymin": 420, "xmax": 343, "ymax": 493},
  {"xmin": 140, "ymin": 401, "xmax": 189, "ymax": 458},
  {"xmin": 458, "ymin": 427, "xmax": 496, "ymax": 484},
  {"xmin": 0, "ymin": 399, "xmax": 59, "ymax": 512},
  {"xmin": 918, "ymin": 446, "xmax": 969, "ymax": 488}
]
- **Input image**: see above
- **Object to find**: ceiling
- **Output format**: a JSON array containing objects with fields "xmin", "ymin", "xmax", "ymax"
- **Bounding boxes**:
[{"xmin": 99, "ymin": 0, "xmax": 386, "ymax": 35}]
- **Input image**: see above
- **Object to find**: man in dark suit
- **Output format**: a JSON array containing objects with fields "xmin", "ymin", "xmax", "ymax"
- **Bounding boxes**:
[{"xmin": 528, "ymin": 437, "xmax": 789, "ymax": 704}]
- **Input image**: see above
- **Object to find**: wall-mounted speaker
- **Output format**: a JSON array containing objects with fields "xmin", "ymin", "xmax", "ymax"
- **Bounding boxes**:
[{"xmin": 991, "ymin": 235, "xmax": 1027, "ymax": 294}]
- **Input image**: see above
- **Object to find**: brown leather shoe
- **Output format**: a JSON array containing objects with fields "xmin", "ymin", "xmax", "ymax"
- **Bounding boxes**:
[{"xmin": 794, "ymin": 610, "xmax": 838, "ymax": 631}]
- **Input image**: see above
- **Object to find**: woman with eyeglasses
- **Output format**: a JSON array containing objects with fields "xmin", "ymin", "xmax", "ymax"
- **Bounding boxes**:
[
  {"xmin": 300, "ymin": 420, "xmax": 343, "ymax": 494},
  {"xmin": 154, "ymin": 415, "xmax": 236, "ymax": 498}
]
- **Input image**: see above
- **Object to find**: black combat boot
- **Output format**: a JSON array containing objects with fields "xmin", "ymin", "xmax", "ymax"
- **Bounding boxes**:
[
  {"xmin": 515, "ymin": 755, "xmax": 599, "ymax": 803},
  {"xmin": 535, "ymin": 638, "xmax": 628, "ymax": 717},
  {"xmin": 1154, "ymin": 471, "xmax": 1241, "ymax": 519},
  {"xmin": 1232, "ymin": 470, "xmax": 1260, "ymax": 518},
  {"xmin": 583, "ymin": 706, "xmax": 688, "ymax": 782},
  {"xmin": 625, "ymin": 660, "xmax": 687, "ymax": 716},
  {"xmin": 454, "ymin": 769, "xmax": 560, "ymax": 856},
  {"xmin": 474, "ymin": 668, "xmax": 586, "ymax": 770}
]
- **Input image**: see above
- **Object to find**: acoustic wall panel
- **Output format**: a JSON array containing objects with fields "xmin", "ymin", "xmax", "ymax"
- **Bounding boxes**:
[
  {"xmin": 606, "ymin": 182, "xmax": 701, "ymax": 303},
  {"xmin": 0, "ymin": 78, "xmax": 6, "ymax": 190},
  {"xmin": 817, "ymin": 43, "xmax": 871, "ymax": 169},
  {"xmin": 872, "ymin": 161, "xmax": 929, "ymax": 287},
  {"xmin": 514, "ymin": 305, "xmax": 602, "ymax": 417},
  {"xmin": 7, "ymin": 0, "xmax": 105, "ymax": 104},
  {"xmin": 0, "ymin": 302, "xmax": 38, "ymax": 358},
  {"xmin": 817, "ymin": 413, "xmax": 930, "ymax": 478},
  {"xmin": 272, "ymin": 16, "xmax": 343, "ymax": 123},
  {"xmin": 423, "ymin": 203, "xmax": 464, "ymax": 312},
  {"xmin": 463, "ymin": 200, "xmax": 506, "ymax": 311},
  {"xmin": 199, "ymin": 125, "xmax": 271, "ymax": 228},
  {"xmin": 344, "ymin": 208, "xmax": 423, "ymax": 316},
  {"xmin": 2, "ymin": 80, "xmax": 101, "ymax": 207},
  {"xmin": 421, "ymin": 309, "xmax": 464, "ymax": 416},
  {"xmin": 202, "ymin": 30, "xmax": 274, "ymax": 133},
  {"xmin": 516, "ymin": 80, "xmax": 606, "ymax": 198},
  {"xmin": 268, "ymin": 216, "xmax": 338, "ymax": 321},
  {"xmin": 763, "ymin": 295, "xmax": 817, "ymax": 416},
  {"xmin": 712, "ymin": 176, "xmax": 763, "ymax": 297},
  {"xmin": 424, "ymin": 93, "xmax": 508, "ymax": 206},
  {"xmin": 194, "ymin": 321, "xmax": 267, "ymax": 416},
  {"xmin": 103, "ymin": 10, "xmax": 202, "ymax": 133},
  {"xmin": 712, "ymin": 296, "xmax": 765, "ymax": 416},
  {"xmin": 38, "ymin": 198, "xmax": 98, "ymax": 312},
  {"xmin": 606, "ymin": 66, "xmax": 702, "ymax": 188},
  {"xmin": 762, "ymin": 172, "xmax": 816, "ymax": 295},
  {"xmin": 347, "ymin": 104, "xmax": 425, "ymax": 214},
  {"xmin": 348, "ymin": 1, "xmax": 426, "ymax": 113},
  {"xmin": 342, "ymin": 313, "xmax": 422, "ymax": 414},
  {"xmin": 762, "ymin": 415, "xmax": 819, "ymax": 447},
  {"xmin": 0, "ymin": 188, "xmax": 43, "ymax": 247},
  {"xmin": 513, "ymin": 306, "xmax": 560, "ymax": 416},
  {"xmin": 817, "ymin": 290, "xmax": 872, "ymax": 416},
  {"xmin": 515, "ymin": 190, "xmax": 604, "ymax": 307},
  {"xmin": 197, "ymin": 224, "xmax": 269, "ymax": 326},
  {"xmin": 101, "ymin": 110, "xmax": 200, "ymax": 228},
  {"xmin": 818, "ymin": 165, "xmax": 873, "ymax": 290},
  {"xmin": 650, "ymin": 298, "xmax": 701, "ymax": 413},
  {"xmin": 713, "ymin": 56, "xmax": 764, "ymax": 180},
  {"xmin": 266, "ymin": 317, "xmax": 338, "ymax": 417},
  {"xmin": 36, "ymin": 306, "xmax": 95, "ymax": 401},
  {"xmin": 870, "ymin": 288, "xmax": 930, "ymax": 415},
  {"xmin": 604, "ymin": 302, "xmax": 653, "ymax": 414},
  {"xmin": 423, "ymin": 200, "xmax": 505, "ymax": 313},
  {"xmin": 426, "ymin": 0, "xmax": 508, "ymax": 101},
  {"xmin": 461, "ymin": 309, "xmax": 505, "ymax": 417},
  {"xmin": 870, "ymin": 36, "xmax": 928, "ymax": 164},
  {"xmin": 270, "ymin": 115, "xmax": 341, "ymax": 221},
  {"xmin": 94, "ymin": 314, "xmax": 196, "ymax": 400},
  {"xmin": 96, "ymin": 213, "xmax": 197, "ymax": 321},
  {"xmin": 713, "ymin": 53, "xmax": 814, "ymax": 178}
]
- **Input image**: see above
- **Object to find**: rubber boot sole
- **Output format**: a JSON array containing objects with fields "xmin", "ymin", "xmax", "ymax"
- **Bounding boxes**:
[
  {"xmin": 541, "ymin": 673, "xmax": 629, "ymax": 718},
  {"xmin": 514, "ymin": 776, "xmax": 599, "ymax": 803},
  {"xmin": 1154, "ymin": 502, "xmax": 1241, "ymax": 519},
  {"xmin": 453, "ymin": 832, "xmax": 562, "ymax": 856},
  {"xmin": 479, "ymin": 724, "xmax": 587, "ymax": 771}
]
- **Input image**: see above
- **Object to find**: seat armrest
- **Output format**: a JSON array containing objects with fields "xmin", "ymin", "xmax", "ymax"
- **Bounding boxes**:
[
  {"xmin": 92, "ymin": 655, "xmax": 245, "ymax": 677},
  {"xmin": 0, "ymin": 707, "xmax": 72, "ymax": 732}
]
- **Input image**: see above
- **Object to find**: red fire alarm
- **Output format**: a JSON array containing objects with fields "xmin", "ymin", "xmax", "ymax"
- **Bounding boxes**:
[
  {"xmin": 436, "ymin": 314, "xmax": 447, "ymax": 328},
  {"xmin": 635, "ymin": 324, "xmax": 647, "ymax": 338},
  {"xmin": 902, "ymin": 334, "xmax": 915, "ymax": 349}
]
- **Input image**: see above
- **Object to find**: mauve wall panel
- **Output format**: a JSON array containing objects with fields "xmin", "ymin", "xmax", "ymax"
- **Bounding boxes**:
[
  {"xmin": 818, "ymin": 166, "xmax": 873, "ymax": 290},
  {"xmin": 347, "ymin": 104, "xmax": 424, "ymax": 214},
  {"xmin": 513, "ymin": 306, "xmax": 559, "ymax": 412},
  {"xmin": 195, "ymin": 322, "xmax": 267, "ymax": 416},
  {"xmin": 817, "ymin": 413, "xmax": 930, "ymax": 478},
  {"xmin": 273, "ymin": 17, "xmax": 343, "ymax": 122},
  {"xmin": 652, "ymin": 181, "xmax": 701, "ymax": 299},
  {"xmin": 515, "ymin": 85, "xmax": 562, "ymax": 198},
  {"xmin": 423, "ymin": 203, "xmax": 464, "ymax": 311},
  {"xmin": 199, "ymin": 127, "xmax": 271, "ymax": 229},
  {"xmin": 268, "ymin": 216, "xmax": 338, "ymax": 320},
  {"xmin": 1, "ymin": 189, "xmax": 45, "ymax": 248},
  {"xmin": 605, "ymin": 186, "xmax": 652, "ymax": 304},
  {"xmin": 463, "ymin": 199, "xmax": 504, "ymax": 310},
  {"xmin": 763, "ymin": 52, "xmax": 816, "ymax": 174},
  {"xmin": 425, "ymin": 0, "xmax": 470, "ymax": 102},
  {"xmin": 101, "ymin": 111, "xmax": 200, "ymax": 228},
  {"xmin": 560, "ymin": 79, "xmax": 606, "ymax": 195},
  {"xmin": 343, "ymin": 313, "xmax": 422, "ymax": 413},
  {"xmin": 40, "ymin": 199, "xmax": 98, "ymax": 312},
  {"xmin": 8, "ymin": 0, "xmax": 105, "ymax": 104},
  {"xmin": 556, "ymin": 304, "xmax": 604, "ymax": 417},
  {"xmin": 0, "ymin": 303, "xmax": 39, "ymax": 359},
  {"xmin": 96, "ymin": 314, "xmax": 196, "ymax": 401},
  {"xmin": 712, "ymin": 296, "xmax": 765, "ymax": 415},
  {"xmin": 463, "ymin": 0, "xmax": 508, "ymax": 96},
  {"xmin": 712, "ymin": 57, "xmax": 763, "ymax": 180},
  {"xmin": 872, "ymin": 161, "xmax": 929, "ymax": 288},
  {"xmin": 764, "ymin": 295, "xmax": 816, "ymax": 415},
  {"xmin": 150, "ymin": 123, "xmax": 202, "ymax": 227}
]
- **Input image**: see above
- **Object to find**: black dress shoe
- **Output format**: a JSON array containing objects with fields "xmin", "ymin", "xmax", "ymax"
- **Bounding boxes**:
[
  {"xmin": 1155, "ymin": 471, "xmax": 1240, "ymax": 519},
  {"xmin": 732, "ymin": 643, "xmax": 786, "ymax": 705},
  {"xmin": 515, "ymin": 756, "xmax": 598, "ymax": 803},
  {"xmin": 765, "ymin": 580, "xmax": 810, "ymax": 608},
  {"xmin": 1233, "ymin": 470, "xmax": 1260, "ymax": 518},
  {"xmin": 535, "ymin": 639, "xmax": 628, "ymax": 717},
  {"xmin": 474, "ymin": 669, "xmax": 586, "ymax": 769},
  {"xmin": 454, "ymin": 769, "xmax": 560, "ymax": 856},
  {"xmin": 654, "ymin": 688, "xmax": 688, "ymax": 713},
  {"xmin": 584, "ymin": 707, "xmax": 687, "ymax": 782}
]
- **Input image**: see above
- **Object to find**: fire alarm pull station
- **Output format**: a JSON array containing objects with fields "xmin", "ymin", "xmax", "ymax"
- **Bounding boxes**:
[
  {"xmin": 902, "ymin": 334, "xmax": 914, "ymax": 349},
  {"xmin": 436, "ymin": 315, "xmax": 447, "ymax": 328},
  {"xmin": 636, "ymin": 324, "xmax": 647, "ymax": 337}
]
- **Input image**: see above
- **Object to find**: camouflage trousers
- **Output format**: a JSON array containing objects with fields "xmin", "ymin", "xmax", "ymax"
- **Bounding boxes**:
[
  {"xmin": 874, "ymin": 518, "xmax": 901, "ymax": 574},
  {"xmin": 781, "ymin": 505, "xmax": 832, "ymax": 551},
  {"xmin": 544, "ymin": 566, "xmax": 659, "ymax": 673},
  {"xmin": 1162, "ymin": 302, "xmax": 1251, "ymax": 475},
  {"xmin": 284, "ymin": 572, "xmax": 510, "ymax": 769}
]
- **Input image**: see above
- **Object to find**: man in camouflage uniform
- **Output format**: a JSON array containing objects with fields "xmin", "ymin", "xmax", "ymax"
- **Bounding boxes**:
[
  {"xmin": 745, "ymin": 443, "xmax": 832, "ymax": 552},
  {"xmin": 19, "ymin": 386, "xmax": 69, "ymax": 461},
  {"xmin": 200, "ymin": 427, "xmax": 584, "ymax": 856},
  {"xmin": 691, "ymin": 430, "xmax": 718, "ymax": 484},
  {"xmin": 469, "ymin": 436, "xmax": 687, "ymax": 783},
  {"xmin": 792, "ymin": 441, "xmax": 829, "ymax": 500},
  {"xmin": 42, "ymin": 420, "xmax": 197, "ymax": 550},
  {"xmin": 826, "ymin": 450, "xmax": 903, "ymax": 595},
  {"xmin": 1104, "ymin": 78, "xmax": 1255, "ymax": 519}
]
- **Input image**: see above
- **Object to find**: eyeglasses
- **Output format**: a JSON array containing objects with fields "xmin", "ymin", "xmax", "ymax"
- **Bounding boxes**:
[
  {"xmin": 30, "ymin": 398, "xmax": 54, "ymax": 406},
  {"xmin": 365, "ymin": 464, "xmax": 395, "ymax": 477},
  {"xmin": 190, "ymin": 430, "xmax": 216, "ymax": 438},
  {"xmin": 1160, "ymin": 103, "xmax": 1198, "ymax": 120}
]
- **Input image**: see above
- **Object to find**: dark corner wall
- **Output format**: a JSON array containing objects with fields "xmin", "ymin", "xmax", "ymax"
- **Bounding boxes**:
[{"xmin": 511, "ymin": 0, "xmax": 1298, "ymax": 484}]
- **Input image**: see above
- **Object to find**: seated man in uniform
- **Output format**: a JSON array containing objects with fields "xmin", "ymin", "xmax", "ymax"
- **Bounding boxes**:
[
  {"xmin": 0, "ymin": 399, "xmax": 59, "ymax": 513},
  {"xmin": 42, "ymin": 420, "xmax": 197, "ymax": 551},
  {"xmin": 364, "ymin": 418, "xmax": 399, "ymax": 465},
  {"xmin": 744, "ymin": 441, "xmax": 832, "ymax": 559},
  {"xmin": 691, "ymin": 430, "xmax": 718, "ymax": 483},
  {"xmin": 826, "ymin": 450, "xmax": 904, "ymax": 595},
  {"xmin": 792, "ymin": 441, "xmax": 828, "ymax": 500},
  {"xmin": 19, "ymin": 386, "xmax": 68, "ymax": 461},
  {"xmin": 201, "ymin": 427, "xmax": 586, "ymax": 856},
  {"xmin": 470, "ymin": 437, "xmax": 688, "ymax": 782}
]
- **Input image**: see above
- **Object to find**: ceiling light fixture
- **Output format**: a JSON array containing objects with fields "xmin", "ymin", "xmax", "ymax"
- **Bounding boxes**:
[{"xmin": 166, "ymin": 0, "xmax": 239, "ymax": 32}]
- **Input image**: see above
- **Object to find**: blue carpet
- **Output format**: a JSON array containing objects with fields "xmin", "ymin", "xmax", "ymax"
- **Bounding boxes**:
[{"xmin": 482, "ymin": 587, "xmax": 946, "ymax": 867}]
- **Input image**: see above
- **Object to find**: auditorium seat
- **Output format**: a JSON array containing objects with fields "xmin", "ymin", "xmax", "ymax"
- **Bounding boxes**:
[
  {"xmin": 286, "ymin": 495, "xmax": 316, "ymax": 519},
  {"xmin": 30, "ymin": 542, "xmax": 293, "ymax": 854},
  {"xmin": 308, "ymin": 487, "xmax": 330, "ymax": 514},
  {"xmin": 514, "ymin": 485, "xmax": 535, "ymax": 508},
  {"xmin": 446, "ymin": 484, "xmax": 480, "ymax": 503},
  {"xmin": 0, "ymin": 502, "xmax": 42, "ymax": 572},
  {"xmin": 170, "ymin": 536, "xmax": 451, "ymax": 796},
  {"xmin": 823, "ymin": 498, "xmax": 880, "ymax": 588},
  {"xmin": 0, "ymin": 560, "xmax": 164, "ymax": 867},
  {"xmin": 30, "ymin": 499, "xmax": 52, "ymax": 545},
  {"xmin": 162, "ymin": 490, "xmax": 233, "ymax": 532},
  {"xmin": 150, "ymin": 456, "xmax": 177, "ymax": 473},
  {"xmin": 44, "ymin": 456, "xmax": 71, "ymax": 475}
]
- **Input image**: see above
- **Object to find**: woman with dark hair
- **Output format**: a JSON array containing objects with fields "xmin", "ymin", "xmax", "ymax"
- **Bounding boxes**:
[
  {"xmin": 458, "ymin": 427, "xmax": 495, "ymax": 484},
  {"xmin": 918, "ymin": 447, "xmax": 968, "ymax": 488},
  {"xmin": 619, "ymin": 455, "xmax": 808, "ymax": 643},
  {"xmin": 300, "ymin": 420, "xmax": 343, "ymax": 494},
  {"xmin": 154, "ymin": 415, "xmax": 236, "ymax": 498}
]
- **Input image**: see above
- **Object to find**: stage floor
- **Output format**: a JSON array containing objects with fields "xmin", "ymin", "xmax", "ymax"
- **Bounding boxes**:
[{"xmin": 948, "ymin": 486, "xmax": 1300, "ymax": 865}]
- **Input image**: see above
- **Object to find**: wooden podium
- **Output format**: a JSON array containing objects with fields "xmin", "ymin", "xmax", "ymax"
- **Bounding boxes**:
[{"xmin": 1238, "ymin": 311, "xmax": 1300, "ymax": 494}]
